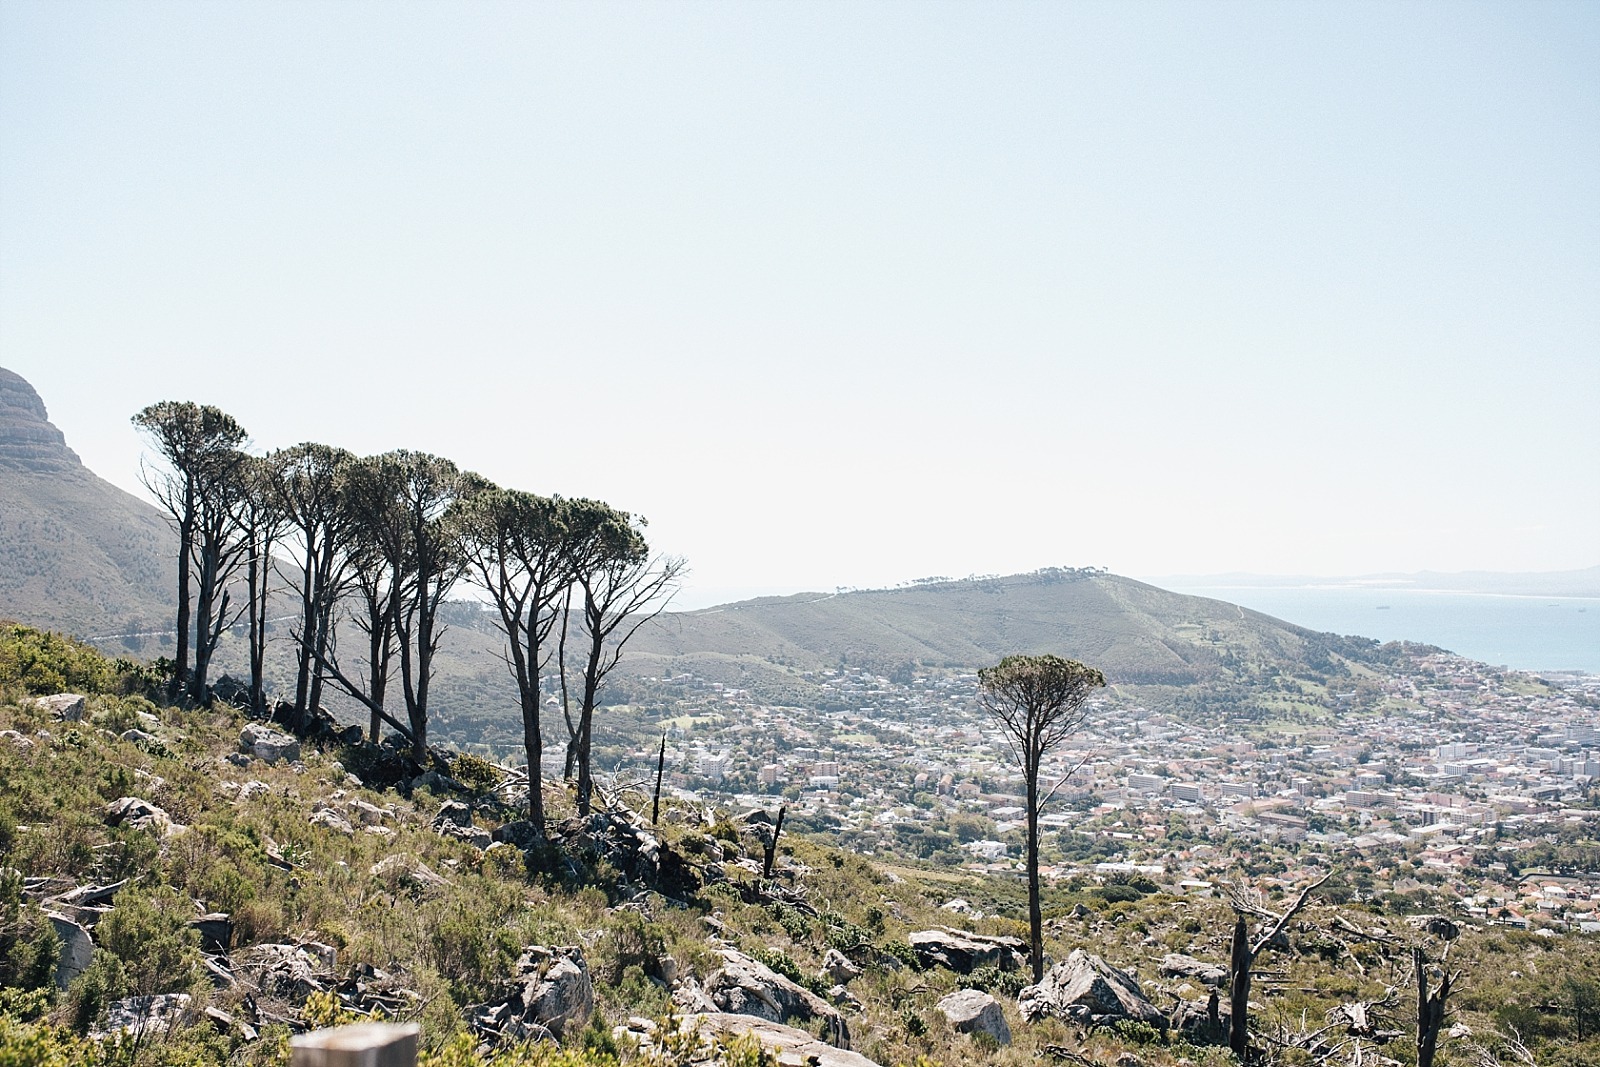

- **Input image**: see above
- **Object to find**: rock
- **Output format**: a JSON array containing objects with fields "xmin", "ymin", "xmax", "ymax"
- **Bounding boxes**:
[
  {"xmin": 412, "ymin": 770, "xmax": 469, "ymax": 794},
  {"xmin": 371, "ymin": 853, "xmax": 450, "ymax": 892},
  {"xmin": 828, "ymin": 984, "xmax": 862, "ymax": 1012},
  {"xmin": 102, "ymin": 796, "xmax": 178, "ymax": 835},
  {"xmin": 203, "ymin": 1004, "xmax": 257, "ymax": 1040},
  {"xmin": 821, "ymin": 948, "xmax": 861, "ymax": 986},
  {"xmin": 1158, "ymin": 953, "xmax": 1227, "ymax": 988},
  {"xmin": 937, "ymin": 989, "xmax": 1011, "ymax": 1045},
  {"xmin": 92, "ymin": 993, "xmax": 192, "ymax": 1039},
  {"xmin": 468, "ymin": 945, "xmax": 593, "ymax": 1044},
  {"xmin": 309, "ymin": 808, "xmax": 355, "ymax": 835},
  {"xmin": 239, "ymin": 723, "xmax": 300, "ymax": 764},
  {"xmin": 941, "ymin": 898, "xmax": 973, "ymax": 914},
  {"xmin": 1, "ymin": 729, "xmax": 35, "ymax": 749},
  {"xmin": 629, "ymin": 1013, "xmax": 882, "ymax": 1067},
  {"xmin": 908, "ymin": 928, "xmax": 1026, "ymax": 974},
  {"xmin": 1070, "ymin": 904, "xmax": 1092, "ymax": 918},
  {"xmin": 34, "ymin": 693, "xmax": 86, "ymax": 721},
  {"xmin": 237, "ymin": 780, "xmax": 270, "ymax": 801},
  {"xmin": 655, "ymin": 955, "xmax": 680, "ymax": 985},
  {"xmin": 440, "ymin": 823, "xmax": 494, "ymax": 850},
  {"xmin": 1018, "ymin": 949, "xmax": 1167, "ymax": 1031},
  {"xmin": 433, "ymin": 800, "xmax": 474, "ymax": 829},
  {"xmin": 493, "ymin": 819, "xmax": 545, "ymax": 848},
  {"xmin": 349, "ymin": 799, "xmax": 389, "ymax": 826},
  {"xmin": 236, "ymin": 943, "xmax": 327, "ymax": 1000},
  {"xmin": 120, "ymin": 728, "xmax": 159, "ymax": 746},
  {"xmin": 704, "ymin": 948, "xmax": 849, "ymax": 1048},
  {"xmin": 225, "ymin": 752, "xmax": 253, "ymax": 767},
  {"xmin": 46, "ymin": 912, "xmax": 94, "ymax": 988},
  {"xmin": 1408, "ymin": 915, "xmax": 1461, "ymax": 941},
  {"xmin": 189, "ymin": 913, "xmax": 234, "ymax": 955}
]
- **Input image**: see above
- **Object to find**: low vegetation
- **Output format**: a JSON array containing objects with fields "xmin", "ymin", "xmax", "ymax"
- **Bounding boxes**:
[{"xmin": 2, "ymin": 623, "xmax": 1598, "ymax": 1067}]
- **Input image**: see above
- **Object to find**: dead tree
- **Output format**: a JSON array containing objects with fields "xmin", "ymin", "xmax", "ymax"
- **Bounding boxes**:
[
  {"xmin": 1415, "ymin": 944, "xmax": 1460, "ymax": 1067},
  {"xmin": 652, "ymin": 732, "xmax": 667, "ymax": 826},
  {"xmin": 1227, "ymin": 874, "xmax": 1329, "ymax": 1059},
  {"xmin": 762, "ymin": 805, "xmax": 787, "ymax": 878}
]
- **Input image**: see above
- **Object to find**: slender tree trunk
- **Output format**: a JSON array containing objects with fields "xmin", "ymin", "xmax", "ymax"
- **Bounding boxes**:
[
  {"xmin": 652, "ymin": 733, "xmax": 666, "ymax": 825},
  {"xmin": 1229, "ymin": 916, "xmax": 1252, "ymax": 1059},
  {"xmin": 247, "ymin": 538, "xmax": 266, "ymax": 718},
  {"xmin": 1415, "ymin": 947, "xmax": 1452, "ymax": 1067},
  {"xmin": 173, "ymin": 495, "xmax": 194, "ymax": 699},
  {"xmin": 1025, "ymin": 764, "xmax": 1044, "ymax": 983},
  {"xmin": 294, "ymin": 539, "xmax": 316, "ymax": 716}
]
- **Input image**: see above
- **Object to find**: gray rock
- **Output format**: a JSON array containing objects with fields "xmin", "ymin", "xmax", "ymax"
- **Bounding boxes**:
[
  {"xmin": 626, "ymin": 1013, "xmax": 882, "ymax": 1067},
  {"xmin": 349, "ymin": 799, "xmax": 389, "ymax": 825},
  {"xmin": 370, "ymin": 853, "xmax": 450, "ymax": 892},
  {"xmin": 1158, "ymin": 953, "xmax": 1227, "ymax": 988},
  {"xmin": 102, "ymin": 796, "xmax": 178, "ymax": 835},
  {"xmin": 236, "ymin": 943, "xmax": 326, "ymax": 1000},
  {"xmin": 34, "ymin": 693, "xmax": 86, "ymax": 721},
  {"xmin": 93, "ymin": 994, "xmax": 192, "ymax": 1039},
  {"xmin": 46, "ymin": 911, "xmax": 94, "ymax": 988},
  {"xmin": 821, "ymin": 948, "xmax": 861, "ymax": 986},
  {"xmin": 433, "ymin": 800, "xmax": 474, "ymax": 829},
  {"xmin": 120, "ymin": 728, "xmax": 159, "ymax": 746},
  {"xmin": 468, "ymin": 945, "xmax": 593, "ymax": 1044},
  {"xmin": 1018, "ymin": 949, "xmax": 1167, "ymax": 1031},
  {"xmin": 908, "ymin": 928, "xmax": 1026, "ymax": 974},
  {"xmin": 1, "ymin": 729, "xmax": 35, "ymax": 749},
  {"xmin": 239, "ymin": 723, "xmax": 300, "ymax": 764},
  {"xmin": 309, "ymin": 808, "xmax": 355, "ymax": 835},
  {"xmin": 188, "ymin": 913, "xmax": 233, "ymax": 955},
  {"xmin": 704, "ymin": 948, "xmax": 849, "ymax": 1048},
  {"xmin": 937, "ymin": 989, "xmax": 1011, "ymax": 1044}
]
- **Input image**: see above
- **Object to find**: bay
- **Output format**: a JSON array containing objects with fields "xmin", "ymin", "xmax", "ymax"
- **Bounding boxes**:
[{"xmin": 1157, "ymin": 583, "xmax": 1600, "ymax": 674}]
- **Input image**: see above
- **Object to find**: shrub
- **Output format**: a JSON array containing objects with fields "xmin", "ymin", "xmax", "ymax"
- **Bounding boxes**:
[{"xmin": 91, "ymin": 884, "xmax": 202, "ymax": 997}]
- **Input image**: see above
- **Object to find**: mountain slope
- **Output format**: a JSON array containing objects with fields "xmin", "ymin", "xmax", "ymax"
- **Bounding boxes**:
[
  {"xmin": 0, "ymin": 366, "xmax": 176, "ymax": 639},
  {"xmin": 628, "ymin": 569, "xmax": 1380, "ymax": 686}
]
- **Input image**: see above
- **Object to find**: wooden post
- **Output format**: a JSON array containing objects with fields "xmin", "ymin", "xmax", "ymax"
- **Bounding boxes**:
[{"xmin": 291, "ymin": 1022, "xmax": 421, "ymax": 1067}]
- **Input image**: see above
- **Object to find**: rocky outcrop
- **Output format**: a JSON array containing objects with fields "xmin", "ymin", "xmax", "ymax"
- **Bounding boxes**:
[
  {"xmin": 1018, "ymin": 949, "xmax": 1167, "ymax": 1031},
  {"xmin": 431, "ymin": 800, "xmax": 492, "ymax": 849},
  {"xmin": 937, "ymin": 989, "xmax": 1011, "ymax": 1044},
  {"xmin": 236, "ymin": 943, "xmax": 330, "ymax": 1001},
  {"xmin": 91, "ymin": 993, "xmax": 192, "ymax": 1039},
  {"xmin": 467, "ymin": 945, "xmax": 593, "ymax": 1045},
  {"xmin": 703, "ymin": 949, "xmax": 849, "ymax": 1048},
  {"xmin": 0, "ymin": 368, "xmax": 79, "ymax": 471},
  {"xmin": 908, "ymin": 928, "xmax": 1026, "ymax": 973},
  {"xmin": 619, "ymin": 1013, "xmax": 882, "ymax": 1067},
  {"xmin": 33, "ymin": 693, "xmax": 86, "ymax": 721},
  {"xmin": 1158, "ymin": 953, "xmax": 1227, "ymax": 987},
  {"xmin": 103, "ymin": 796, "xmax": 180, "ymax": 836},
  {"xmin": 46, "ymin": 911, "xmax": 94, "ymax": 988},
  {"xmin": 240, "ymin": 724, "xmax": 300, "ymax": 764}
]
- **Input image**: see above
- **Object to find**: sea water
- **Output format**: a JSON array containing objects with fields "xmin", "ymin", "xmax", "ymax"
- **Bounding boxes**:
[{"xmin": 1160, "ymin": 584, "xmax": 1600, "ymax": 675}]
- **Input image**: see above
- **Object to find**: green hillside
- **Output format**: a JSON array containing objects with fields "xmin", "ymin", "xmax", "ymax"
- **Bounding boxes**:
[{"xmin": 627, "ymin": 569, "xmax": 1387, "ymax": 686}]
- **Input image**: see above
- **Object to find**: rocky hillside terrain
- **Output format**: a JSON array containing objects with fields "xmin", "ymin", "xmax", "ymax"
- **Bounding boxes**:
[
  {"xmin": 2, "ymin": 624, "xmax": 1596, "ymax": 1067},
  {"xmin": 0, "ymin": 367, "xmax": 176, "ymax": 641}
]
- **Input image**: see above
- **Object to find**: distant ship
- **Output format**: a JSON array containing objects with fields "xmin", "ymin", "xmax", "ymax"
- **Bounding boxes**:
[{"xmin": 1376, "ymin": 605, "xmax": 1391, "ymax": 610}]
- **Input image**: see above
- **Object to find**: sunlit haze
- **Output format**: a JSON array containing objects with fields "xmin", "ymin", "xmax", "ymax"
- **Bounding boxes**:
[{"xmin": 3, "ymin": 2, "xmax": 1596, "ymax": 610}]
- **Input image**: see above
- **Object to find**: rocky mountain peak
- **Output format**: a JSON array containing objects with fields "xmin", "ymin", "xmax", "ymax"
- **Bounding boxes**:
[{"xmin": 0, "ymin": 366, "xmax": 82, "ymax": 471}]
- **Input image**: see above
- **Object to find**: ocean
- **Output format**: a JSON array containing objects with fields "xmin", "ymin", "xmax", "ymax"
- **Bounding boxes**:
[{"xmin": 1158, "ymin": 584, "xmax": 1600, "ymax": 675}]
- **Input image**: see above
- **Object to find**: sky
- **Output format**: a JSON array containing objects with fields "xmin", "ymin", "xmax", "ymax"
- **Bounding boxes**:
[{"xmin": 2, "ymin": 1, "xmax": 1596, "ymax": 610}]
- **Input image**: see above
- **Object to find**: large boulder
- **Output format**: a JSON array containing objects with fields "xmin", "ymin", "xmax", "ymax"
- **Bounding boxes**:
[
  {"xmin": 937, "ymin": 989, "xmax": 1011, "ymax": 1044},
  {"xmin": 908, "ymin": 928, "xmax": 1026, "ymax": 974},
  {"xmin": 92, "ymin": 993, "xmax": 192, "ymax": 1039},
  {"xmin": 239, "ymin": 723, "xmax": 300, "ymax": 764},
  {"xmin": 102, "ymin": 796, "xmax": 179, "ymax": 836},
  {"xmin": 1019, "ymin": 950, "xmax": 1167, "ymax": 1031},
  {"xmin": 46, "ymin": 912, "xmax": 94, "ymax": 988},
  {"xmin": 468, "ymin": 945, "xmax": 594, "ymax": 1045},
  {"xmin": 620, "ymin": 1013, "xmax": 882, "ymax": 1067},
  {"xmin": 34, "ymin": 693, "xmax": 86, "ymax": 721},
  {"xmin": 703, "ymin": 949, "xmax": 849, "ymax": 1048}
]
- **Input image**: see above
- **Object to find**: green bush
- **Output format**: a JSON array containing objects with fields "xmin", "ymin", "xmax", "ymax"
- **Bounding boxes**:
[{"xmin": 91, "ymin": 884, "xmax": 202, "ymax": 997}]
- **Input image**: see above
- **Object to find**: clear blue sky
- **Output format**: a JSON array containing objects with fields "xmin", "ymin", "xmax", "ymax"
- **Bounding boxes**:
[{"xmin": 2, "ymin": 1, "xmax": 1596, "ymax": 608}]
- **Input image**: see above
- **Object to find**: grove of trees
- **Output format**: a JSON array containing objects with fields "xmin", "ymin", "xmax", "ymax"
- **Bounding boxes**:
[{"xmin": 132, "ymin": 401, "xmax": 681, "ymax": 831}]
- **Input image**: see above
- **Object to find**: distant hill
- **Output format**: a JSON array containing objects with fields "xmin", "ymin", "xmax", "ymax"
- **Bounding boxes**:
[
  {"xmin": 625, "ymin": 568, "xmax": 1388, "ymax": 687},
  {"xmin": 0, "ymin": 367, "xmax": 176, "ymax": 640}
]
